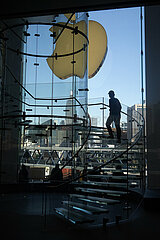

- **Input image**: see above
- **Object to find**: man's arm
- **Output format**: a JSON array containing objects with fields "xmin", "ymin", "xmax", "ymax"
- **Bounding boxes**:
[{"xmin": 109, "ymin": 99, "xmax": 111, "ymax": 110}]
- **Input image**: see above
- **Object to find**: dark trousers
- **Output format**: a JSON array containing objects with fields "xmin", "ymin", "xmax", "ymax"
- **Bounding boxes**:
[{"xmin": 106, "ymin": 114, "xmax": 121, "ymax": 140}]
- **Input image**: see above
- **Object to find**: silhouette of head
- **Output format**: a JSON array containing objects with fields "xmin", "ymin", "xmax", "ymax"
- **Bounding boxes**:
[{"xmin": 108, "ymin": 90, "xmax": 115, "ymax": 98}]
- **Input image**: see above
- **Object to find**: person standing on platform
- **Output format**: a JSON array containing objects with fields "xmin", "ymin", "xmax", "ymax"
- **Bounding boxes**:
[
  {"xmin": 19, "ymin": 164, "xmax": 29, "ymax": 183},
  {"xmin": 50, "ymin": 164, "xmax": 63, "ymax": 182},
  {"xmin": 106, "ymin": 90, "xmax": 122, "ymax": 143}
]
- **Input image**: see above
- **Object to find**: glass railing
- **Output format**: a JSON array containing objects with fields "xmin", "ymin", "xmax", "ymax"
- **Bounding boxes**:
[
  {"xmin": 0, "ymin": 13, "xmax": 145, "ymax": 228},
  {"xmin": 50, "ymin": 97, "xmax": 145, "ymax": 227},
  {"xmin": 19, "ymin": 96, "xmax": 145, "ymax": 176},
  {"xmin": 0, "ymin": 75, "xmax": 145, "ymax": 226}
]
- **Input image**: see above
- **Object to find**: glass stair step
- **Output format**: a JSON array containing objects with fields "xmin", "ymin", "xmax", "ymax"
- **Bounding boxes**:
[
  {"xmin": 55, "ymin": 207, "xmax": 94, "ymax": 224},
  {"xmin": 75, "ymin": 187, "xmax": 127, "ymax": 196},
  {"xmin": 62, "ymin": 201, "xmax": 109, "ymax": 214},
  {"xmin": 72, "ymin": 180, "xmax": 128, "ymax": 188},
  {"xmin": 87, "ymin": 174, "xmax": 141, "ymax": 180},
  {"xmin": 69, "ymin": 194, "xmax": 120, "ymax": 204}
]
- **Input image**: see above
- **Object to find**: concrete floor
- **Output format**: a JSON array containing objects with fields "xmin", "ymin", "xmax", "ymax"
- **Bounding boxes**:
[{"xmin": 0, "ymin": 191, "xmax": 160, "ymax": 240}]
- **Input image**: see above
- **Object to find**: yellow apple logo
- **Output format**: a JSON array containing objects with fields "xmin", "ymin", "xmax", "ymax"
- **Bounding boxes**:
[{"xmin": 46, "ymin": 19, "xmax": 107, "ymax": 79}]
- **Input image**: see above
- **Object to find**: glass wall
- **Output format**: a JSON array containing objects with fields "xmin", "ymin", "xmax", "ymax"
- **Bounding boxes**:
[{"xmin": 0, "ymin": 13, "xmax": 89, "ymax": 183}]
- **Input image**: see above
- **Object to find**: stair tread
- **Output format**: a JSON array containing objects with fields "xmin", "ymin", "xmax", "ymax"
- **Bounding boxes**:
[
  {"xmin": 75, "ymin": 187, "xmax": 127, "ymax": 195},
  {"xmin": 102, "ymin": 168, "xmax": 141, "ymax": 173},
  {"xmin": 62, "ymin": 201, "xmax": 109, "ymax": 214},
  {"xmin": 70, "ymin": 194, "xmax": 120, "ymax": 204},
  {"xmin": 88, "ymin": 174, "xmax": 141, "ymax": 180},
  {"xmin": 55, "ymin": 207, "xmax": 94, "ymax": 224},
  {"xmin": 73, "ymin": 180, "xmax": 127, "ymax": 187}
]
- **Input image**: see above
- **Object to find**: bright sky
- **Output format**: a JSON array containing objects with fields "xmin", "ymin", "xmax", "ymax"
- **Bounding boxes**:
[
  {"xmin": 25, "ymin": 7, "xmax": 144, "ymax": 121},
  {"xmin": 88, "ymin": 7, "xmax": 144, "ymax": 107}
]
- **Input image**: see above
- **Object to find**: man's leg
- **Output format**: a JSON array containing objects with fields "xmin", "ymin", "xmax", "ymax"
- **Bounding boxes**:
[
  {"xmin": 106, "ymin": 115, "xmax": 114, "ymax": 138},
  {"xmin": 115, "ymin": 115, "xmax": 121, "ymax": 142},
  {"xmin": 116, "ymin": 124, "xmax": 121, "ymax": 140}
]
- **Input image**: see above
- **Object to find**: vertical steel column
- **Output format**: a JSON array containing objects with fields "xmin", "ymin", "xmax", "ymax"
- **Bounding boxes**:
[{"xmin": 140, "ymin": 7, "xmax": 144, "ymax": 118}]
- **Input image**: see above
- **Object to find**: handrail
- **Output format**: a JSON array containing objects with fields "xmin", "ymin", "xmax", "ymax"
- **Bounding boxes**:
[
  {"xmin": 3, "ymin": 64, "xmax": 92, "ymax": 174},
  {"xmin": 3, "ymin": 64, "xmax": 144, "ymax": 137},
  {"xmin": 1, "ymin": 21, "xmax": 89, "ymax": 59},
  {"xmin": 48, "ymin": 102, "xmax": 145, "ymax": 189},
  {"xmin": 1, "ymin": 74, "xmax": 92, "ymax": 176},
  {"xmin": 0, "ymin": 114, "xmax": 85, "ymax": 122},
  {"xmin": 16, "ymin": 101, "xmax": 143, "ymax": 169},
  {"xmin": 0, "ymin": 22, "xmax": 89, "ymax": 44},
  {"xmin": 4, "ymin": 64, "xmax": 144, "ymax": 189},
  {"xmin": 60, "ymin": 97, "xmax": 91, "ymax": 170},
  {"xmin": 52, "ymin": 129, "xmax": 143, "ymax": 189},
  {"xmin": 2, "ymin": 73, "xmax": 144, "ymax": 131}
]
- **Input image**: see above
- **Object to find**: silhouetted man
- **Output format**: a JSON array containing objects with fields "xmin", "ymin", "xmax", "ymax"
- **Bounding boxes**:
[
  {"xmin": 19, "ymin": 164, "xmax": 29, "ymax": 183},
  {"xmin": 106, "ymin": 90, "xmax": 121, "ymax": 143},
  {"xmin": 50, "ymin": 164, "xmax": 63, "ymax": 182}
]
